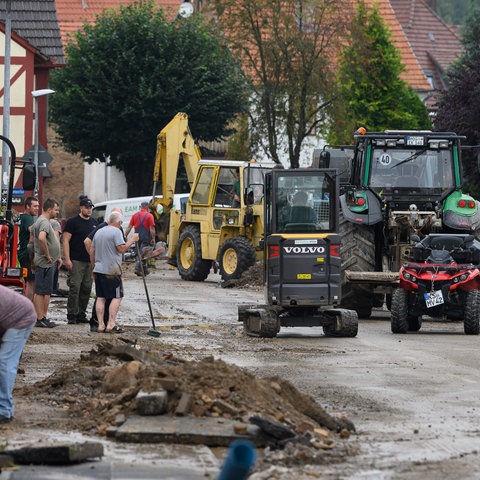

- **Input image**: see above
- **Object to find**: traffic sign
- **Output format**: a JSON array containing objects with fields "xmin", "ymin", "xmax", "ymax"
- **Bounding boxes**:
[{"xmin": 21, "ymin": 144, "xmax": 53, "ymax": 172}]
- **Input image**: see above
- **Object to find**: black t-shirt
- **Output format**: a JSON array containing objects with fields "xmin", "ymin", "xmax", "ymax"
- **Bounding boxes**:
[{"xmin": 63, "ymin": 214, "xmax": 97, "ymax": 262}]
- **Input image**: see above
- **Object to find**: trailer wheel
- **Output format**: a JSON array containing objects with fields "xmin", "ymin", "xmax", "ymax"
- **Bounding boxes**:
[
  {"xmin": 464, "ymin": 290, "xmax": 480, "ymax": 335},
  {"xmin": 219, "ymin": 237, "xmax": 256, "ymax": 281},
  {"xmin": 391, "ymin": 288, "xmax": 409, "ymax": 333},
  {"xmin": 339, "ymin": 218, "xmax": 375, "ymax": 318},
  {"xmin": 176, "ymin": 225, "xmax": 211, "ymax": 281}
]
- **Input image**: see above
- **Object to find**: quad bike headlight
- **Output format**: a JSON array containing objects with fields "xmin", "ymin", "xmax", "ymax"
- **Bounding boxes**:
[{"xmin": 403, "ymin": 272, "xmax": 417, "ymax": 282}]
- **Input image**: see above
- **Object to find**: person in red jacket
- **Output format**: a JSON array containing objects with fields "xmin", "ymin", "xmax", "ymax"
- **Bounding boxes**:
[{"xmin": 124, "ymin": 201, "xmax": 155, "ymax": 276}]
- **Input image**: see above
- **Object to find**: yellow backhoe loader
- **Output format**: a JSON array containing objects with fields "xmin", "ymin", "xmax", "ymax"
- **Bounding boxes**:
[{"xmin": 150, "ymin": 112, "xmax": 276, "ymax": 281}]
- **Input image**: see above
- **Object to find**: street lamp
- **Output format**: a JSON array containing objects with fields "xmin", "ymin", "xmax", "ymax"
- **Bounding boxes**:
[{"xmin": 32, "ymin": 88, "xmax": 55, "ymax": 197}]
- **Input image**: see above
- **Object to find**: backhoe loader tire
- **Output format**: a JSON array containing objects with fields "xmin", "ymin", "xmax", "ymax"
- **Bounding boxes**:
[
  {"xmin": 176, "ymin": 225, "xmax": 211, "ymax": 281},
  {"xmin": 464, "ymin": 290, "xmax": 480, "ymax": 335},
  {"xmin": 219, "ymin": 237, "xmax": 256, "ymax": 281},
  {"xmin": 339, "ymin": 218, "xmax": 375, "ymax": 318}
]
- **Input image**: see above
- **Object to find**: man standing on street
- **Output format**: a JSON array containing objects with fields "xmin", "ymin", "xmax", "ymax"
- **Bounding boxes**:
[
  {"xmin": 84, "ymin": 207, "xmax": 124, "ymax": 332},
  {"xmin": 0, "ymin": 285, "xmax": 37, "ymax": 423},
  {"xmin": 31, "ymin": 198, "xmax": 61, "ymax": 328},
  {"xmin": 90, "ymin": 211, "xmax": 138, "ymax": 333},
  {"xmin": 18, "ymin": 196, "xmax": 39, "ymax": 301},
  {"xmin": 62, "ymin": 196, "xmax": 97, "ymax": 324},
  {"xmin": 124, "ymin": 201, "xmax": 155, "ymax": 276}
]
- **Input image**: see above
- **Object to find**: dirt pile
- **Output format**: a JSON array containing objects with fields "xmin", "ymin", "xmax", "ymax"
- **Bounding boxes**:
[
  {"xmin": 16, "ymin": 338, "xmax": 355, "ymax": 464},
  {"xmin": 223, "ymin": 261, "xmax": 264, "ymax": 290}
]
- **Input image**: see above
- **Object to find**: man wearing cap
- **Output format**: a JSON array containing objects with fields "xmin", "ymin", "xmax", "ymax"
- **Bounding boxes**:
[
  {"xmin": 62, "ymin": 195, "xmax": 98, "ymax": 324},
  {"xmin": 124, "ymin": 201, "xmax": 155, "ymax": 276}
]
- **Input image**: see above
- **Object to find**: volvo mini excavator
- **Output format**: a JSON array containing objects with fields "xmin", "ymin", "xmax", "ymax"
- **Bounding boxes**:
[{"xmin": 238, "ymin": 168, "xmax": 358, "ymax": 338}]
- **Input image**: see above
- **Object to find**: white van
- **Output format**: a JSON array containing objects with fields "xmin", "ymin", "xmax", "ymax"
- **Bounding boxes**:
[{"xmin": 92, "ymin": 194, "xmax": 189, "ymax": 231}]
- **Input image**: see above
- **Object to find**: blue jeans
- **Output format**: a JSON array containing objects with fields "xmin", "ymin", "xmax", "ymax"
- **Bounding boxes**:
[{"xmin": 0, "ymin": 324, "xmax": 35, "ymax": 418}]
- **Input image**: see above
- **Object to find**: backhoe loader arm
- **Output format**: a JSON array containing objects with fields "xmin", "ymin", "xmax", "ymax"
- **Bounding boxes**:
[{"xmin": 151, "ymin": 112, "xmax": 201, "ymax": 241}]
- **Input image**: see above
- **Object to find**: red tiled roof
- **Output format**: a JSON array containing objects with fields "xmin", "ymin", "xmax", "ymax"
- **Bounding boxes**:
[
  {"xmin": 56, "ymin": 0, "xmax": 182, "ymax": 46},
  {"xmin": 390, "ymin": 0, "xmax": 461, "ymax": 91},
  {"xmin": 365, "ymin": 0, "xmax": 432, "ymax": 91}
]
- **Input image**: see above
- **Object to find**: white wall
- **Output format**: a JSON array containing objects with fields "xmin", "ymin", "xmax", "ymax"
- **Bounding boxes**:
[{"xmin": 84, "ymin": 160, "xmax": 128, "ymax": 204}]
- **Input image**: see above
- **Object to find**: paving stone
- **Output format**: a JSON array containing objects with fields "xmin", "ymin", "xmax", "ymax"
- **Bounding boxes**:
[
  {"xmin": 175, "ymin": 392, "xmax": 193, "ymax": 416},
  {"xmin": 136, "ymin": 388, "xmax": 168, "ymax": 415}
]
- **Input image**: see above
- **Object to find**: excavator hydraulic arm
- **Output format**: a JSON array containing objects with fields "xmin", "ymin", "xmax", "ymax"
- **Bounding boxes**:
[
  {"xmin": 152, "ymin": 112, "xmax": 200, "ymax": 214},
  {"xmin": 151, "ymin": 112, "xmax": 201, "ymax": 241}
]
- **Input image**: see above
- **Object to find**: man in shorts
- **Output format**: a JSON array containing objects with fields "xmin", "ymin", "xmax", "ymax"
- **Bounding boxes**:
[
  {"xmin": 18, "ymin": 196, "xmax": 39, "ymax": 300},
  {"xmin": 90, "ymin": 210, "xmax": 138, "ymax": 333},
  {"xmin": 31, "ymin": 198, "xmax": 61, "ymax": 328},
  {"xmin": 84, "ymin": 207, "xmax": 123, "ymax": 332}
]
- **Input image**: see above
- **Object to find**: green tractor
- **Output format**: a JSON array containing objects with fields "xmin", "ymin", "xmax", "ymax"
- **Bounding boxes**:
[{"xmin": 320, "ymin": 129, "xmax": 480, "ymax": 318}]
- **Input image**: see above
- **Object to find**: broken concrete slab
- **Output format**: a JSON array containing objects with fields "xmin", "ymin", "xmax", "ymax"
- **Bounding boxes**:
[
  {"xmin": 4, "ymin": 441, "xmax": 104, "ymax": 465},
  {"xmin": 114, "ymin": 415, "xmax": 267, "ymax": 447}
]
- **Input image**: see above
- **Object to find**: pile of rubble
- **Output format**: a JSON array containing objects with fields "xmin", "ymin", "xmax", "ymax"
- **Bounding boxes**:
[
  {"xmin": 223, "ymin": 262, "xmax": 264, "ymax": 290},
  {"xmin": 16, "ymin": 340, "xmax": 357, "ymax": 468}
]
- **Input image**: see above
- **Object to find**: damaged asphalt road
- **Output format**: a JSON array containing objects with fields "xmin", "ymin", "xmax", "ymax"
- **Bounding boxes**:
[{"xmin": 4, "ymin": 260, "xmax": 480, "ymax": 479}]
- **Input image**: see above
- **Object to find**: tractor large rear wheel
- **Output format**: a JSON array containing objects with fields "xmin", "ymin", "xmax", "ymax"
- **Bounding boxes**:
[
  {"xmin": 339, "ymin": 218, "xmax": 375, "ymax": 318},
  {"xmin": 176, "ymin": 225, "xmax": 211, "ymax": 281},
  {"xmin": 219, "ymin": 237, "xmax": 256, "ymax": 281}
]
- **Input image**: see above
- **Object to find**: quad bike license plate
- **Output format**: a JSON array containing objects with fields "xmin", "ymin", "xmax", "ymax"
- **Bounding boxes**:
[{"xmin": 424, "ymin": 290, "xmax": 444, "ymax": 308}]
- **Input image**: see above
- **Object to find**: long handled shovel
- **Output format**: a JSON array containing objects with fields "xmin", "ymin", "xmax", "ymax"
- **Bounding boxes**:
[{"xmin": 135, "ymin": 242, "xmax": 160, "ymax": 337}]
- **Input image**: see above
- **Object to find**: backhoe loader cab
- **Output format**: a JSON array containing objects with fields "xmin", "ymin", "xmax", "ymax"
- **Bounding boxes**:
[
  {"xmin": 238, "ymin": 168, "xmax": 358, "ymax": 338},
  {"xmin": 168, "ymin": 159, "xmax": 277, "ymax": 282}
]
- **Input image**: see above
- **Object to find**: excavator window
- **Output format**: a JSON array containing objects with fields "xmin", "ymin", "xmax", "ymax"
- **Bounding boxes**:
[{"xmin": 191, "ymin": 167, "xmax": 215, "ymax": 205}]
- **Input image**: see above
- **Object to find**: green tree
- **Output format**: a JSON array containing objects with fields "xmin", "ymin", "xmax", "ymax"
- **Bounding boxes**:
[
  {"xmin": 433, "ymin": 0, "xmax": 480, "ymax": 25},
  {"xmin": 328, "ymin": 1, "xmax": 431, "ymax": 144},
  {"xmin": 214, "ymin": 0, "xmax": 349, "ymax": 168},
  {"xmin": 50, "ymin": 1, "xmax": 247, "ymax": 196},
  {"xmin": 435, "ymin": 8, "xmax": 480, "ymax": 197}
]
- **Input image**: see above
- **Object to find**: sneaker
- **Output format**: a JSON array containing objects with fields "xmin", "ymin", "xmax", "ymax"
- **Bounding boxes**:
[
  {"xmin": 36, "ymin": 318, "xmax": 56, "ymax": 328},
  {"xmin": 67, "ymin": 314, "xmax": 77, "ymax": 324},
  {"xmin": 76, "ymin": 315, "xmax": 89, "ymax": 324}
]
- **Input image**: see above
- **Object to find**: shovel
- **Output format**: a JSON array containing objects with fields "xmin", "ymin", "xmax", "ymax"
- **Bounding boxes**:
[{"xmin": 135, "ymin": 242, "xmax": 160, "ymax": 337}]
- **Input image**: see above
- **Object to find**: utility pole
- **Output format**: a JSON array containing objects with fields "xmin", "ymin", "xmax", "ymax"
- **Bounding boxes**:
[{"xmin": 1, "ymin": 0, "xmax": 12, "ymax": 215}]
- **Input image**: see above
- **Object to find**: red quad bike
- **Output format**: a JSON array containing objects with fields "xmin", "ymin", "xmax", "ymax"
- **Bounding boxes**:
[{"xmin": 391, "ymin": 233, "xmax": 480, "ymax": 335}]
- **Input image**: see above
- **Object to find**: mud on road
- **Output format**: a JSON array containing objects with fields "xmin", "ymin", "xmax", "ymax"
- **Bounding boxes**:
[{"xmin": 5, "ymin": 259, "xmax": 480, "ymax": 479}]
